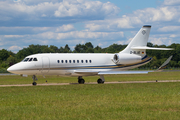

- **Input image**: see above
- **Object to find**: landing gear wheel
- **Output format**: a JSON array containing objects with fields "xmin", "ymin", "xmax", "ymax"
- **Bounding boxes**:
[
  {"xmin": 32, "ymin": 82, "xmax": 37, "ymax": 86},
  {"xmin": 32, "ymin": 75, "xmax": 38, "ymax": 86},
  {"xmin": 78, "ymin": 79, "xmax": 85, "ymax": 84},
  {"xmin": 78, "ymin": 76, "xmax": 85, "ymax": 84},
  {"xmin": 97, "ymin": 78, "xmax": 104, "ymax": 84}
]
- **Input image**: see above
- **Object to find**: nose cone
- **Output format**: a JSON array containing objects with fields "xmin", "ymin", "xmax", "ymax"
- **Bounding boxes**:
[
  {"xmin": 7, "ymin": 65, "xmax": 18, "ymax": 74},
  {"xmin": 7, "ymin": 63, "xmax": 24, "ymax": 74},
  {"xmin": 7, "ymin": 66, "xmax": 12, "ymax": 73}
]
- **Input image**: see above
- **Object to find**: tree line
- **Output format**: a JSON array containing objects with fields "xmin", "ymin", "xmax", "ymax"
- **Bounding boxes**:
[{"xmin": 0, "ymin": 42, "xmax": 180, "ymax": 71}]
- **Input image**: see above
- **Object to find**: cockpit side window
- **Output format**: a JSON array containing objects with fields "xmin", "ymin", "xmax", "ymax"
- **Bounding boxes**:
[
  {"xmin": 24, "ymin": 58, "xmax": 29, "ymax": 62},
  {"xmin": 33, "ymin": 58, "xmax": 38, "ymax": 61}
]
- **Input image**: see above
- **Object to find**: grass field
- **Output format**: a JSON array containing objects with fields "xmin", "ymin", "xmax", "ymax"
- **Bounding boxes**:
[
  {"xmin": 0, "ymin": 83, "xmax": 180, "ymax": 120},
  {"xmin": 0, "ymin": 71, "xmax": 180, "ymax": 85},
  {"xmin": 0, "ymin": 71, "xmax": 180, "ymax": 120}
]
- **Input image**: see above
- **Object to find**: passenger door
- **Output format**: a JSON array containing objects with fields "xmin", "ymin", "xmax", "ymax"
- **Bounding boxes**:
[{"xmin": 42, "ymin": 57, "xmax": 50, "ymax": 73}]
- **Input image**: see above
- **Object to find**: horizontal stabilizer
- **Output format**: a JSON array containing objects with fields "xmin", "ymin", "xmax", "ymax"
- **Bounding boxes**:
[
  {"xmin": 131, "ymin": 46, "xmax": 174, "ymax": 50},
  {"xmin": 157, "ymin": 55, "xmax": 173, "ymax": 70}
]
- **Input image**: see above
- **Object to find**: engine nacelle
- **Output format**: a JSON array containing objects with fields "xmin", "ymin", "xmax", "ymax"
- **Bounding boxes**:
[{"xmin": 112, "ymin": 53, "xmax": 142, "ymax": 65}]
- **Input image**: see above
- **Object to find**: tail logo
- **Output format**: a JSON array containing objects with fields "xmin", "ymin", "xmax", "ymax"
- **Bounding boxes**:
[{"xmin": 142, "ymin": 30, "xmax": 146, "ymax": 35}]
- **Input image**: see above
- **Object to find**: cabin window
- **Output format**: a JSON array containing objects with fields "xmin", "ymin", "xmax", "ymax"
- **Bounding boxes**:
[
  {"xmin": 86, "ymin": 60, "xmax": 88, "ymax": 63},
  {"xmin": 24, "ymin": 58, "xmax": 29, "ymax": 62},
  {"xmin": 29, "ymin": 58, "xmax": 33, "ymax": 61},
  {"xmin": 61, "ymin": 60, "xmax": 64, "ymax": 63},
  {"xmin": 73, "ymin": 60, "xmax": 75, "ymax": 63},
  {"xmin": 77, "ymin": 60, "xmax": 79, "ymax": 63},
  {"xmin": 65, "ymin": 60, "xmax": 67, "ymax": 63},
  {"xmin": 89, "ymin": 60, "xmax": 92, "ymax": 63},
  {"xmin": 57, "ymin": 60, "xmax": 60, "ymax": 63},
  {"xmin": 81, "ymin": 60, "xmax": 83, "ymax": 63},
  {"xmin": 69, "ymin": 60, "xmax": 71, "ymax": 63},
  {"xmin": 33, "ymin": 58, "xmax": 38, "ymax": 61}
]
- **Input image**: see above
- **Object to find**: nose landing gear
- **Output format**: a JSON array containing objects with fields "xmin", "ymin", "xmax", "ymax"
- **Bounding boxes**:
[{"xmin": 32, "ymin": 75, "xmax": 38, "ymax": 86}]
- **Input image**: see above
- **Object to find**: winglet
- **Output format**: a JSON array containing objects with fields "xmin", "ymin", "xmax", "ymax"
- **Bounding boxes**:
[{"xmin": 157, "ymin": 55, "xmax": 173, "ymax": 71}]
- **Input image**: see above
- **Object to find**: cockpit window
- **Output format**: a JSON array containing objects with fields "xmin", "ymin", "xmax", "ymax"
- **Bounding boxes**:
[
  {"xmin": 33, "ymin": 58, "xmax": 38, "ymax": 61},
  {"xmin": 24, "ymin": 58, "xmax": 29, "ymax": 62},
  {"xmin": 29, "ymin": 58, "xmax": 33, "ymax": 61},
  {"xmin": 22, "ymin": 57, "xmax": 38, "ymax": 62}
]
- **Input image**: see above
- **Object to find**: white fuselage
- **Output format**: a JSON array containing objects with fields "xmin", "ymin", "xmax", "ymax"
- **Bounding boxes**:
[{"xmin": 7, "ymin": 53, "xmax": 152, "ymax": 76}]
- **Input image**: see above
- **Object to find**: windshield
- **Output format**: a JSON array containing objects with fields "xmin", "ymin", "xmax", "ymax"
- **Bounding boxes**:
[
  {"xmin": 22, "ymin": 57, "xmax": 38, "ymax": 62},
  {"xmin": 29, "ymin": 58, "xmax": 33, "ymax": 61},
  {"xmin": 23, "ymin": 58, "xmax": 29, "ymax": 62}
]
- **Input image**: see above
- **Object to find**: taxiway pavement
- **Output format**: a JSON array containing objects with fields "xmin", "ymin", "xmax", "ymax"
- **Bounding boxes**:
[{"xmin": 0, "ymin": 80, "xmax": 180, "ymax": 87}]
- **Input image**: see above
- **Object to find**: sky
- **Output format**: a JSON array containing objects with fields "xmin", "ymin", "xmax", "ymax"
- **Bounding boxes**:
[{"xmin": 0, "ymin": 0, "xmax": 180, "ymax": 53}]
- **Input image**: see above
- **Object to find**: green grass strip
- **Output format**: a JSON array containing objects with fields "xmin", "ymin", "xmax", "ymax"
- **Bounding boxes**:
[{"xmin": 0, "ymin": 82, "xmax": 180, "ymax": 120}]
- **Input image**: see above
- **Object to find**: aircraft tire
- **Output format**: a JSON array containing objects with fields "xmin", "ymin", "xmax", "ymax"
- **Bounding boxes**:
[
  {"xmin": 32, "ymin": 82, "xmax": 37, "ymax": 86},
  {"xmin": 97, "ymin": 79, "xmax": 104, "ymax": 84},
  {"xmin": 78, "ymin": 79, "xmax": 85, "ymax": 84}
]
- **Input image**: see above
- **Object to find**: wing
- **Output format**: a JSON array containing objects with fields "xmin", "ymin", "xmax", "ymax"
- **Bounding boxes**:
[
  {"xmin": 98, "ymin": 71, "xmax": 150, "ymax": 75},
  {"xmin": 75, "ymin": 70, "xmax": 99, "ymax": 75},
  {"xmin": 157, "ymin": 55, "xmax": 173, "ymax": 71},
  {"xmin": 75, "ymin": 70, "xmax": 151, "ymax": 75},
  {"xmin": 74, "ymin": 55, "xmax": 172, "ymax": 75}
]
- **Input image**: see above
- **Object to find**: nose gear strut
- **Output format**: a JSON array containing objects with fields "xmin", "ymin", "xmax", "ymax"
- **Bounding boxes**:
[{"xmin": 32, "ymin": 75, "xmax": 38, "ymax": 86}]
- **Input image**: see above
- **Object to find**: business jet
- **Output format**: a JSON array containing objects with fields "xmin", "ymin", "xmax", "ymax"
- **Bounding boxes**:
[{"xmin": 7, "ymin": 25, "xmax": 173, "ymax": 85}]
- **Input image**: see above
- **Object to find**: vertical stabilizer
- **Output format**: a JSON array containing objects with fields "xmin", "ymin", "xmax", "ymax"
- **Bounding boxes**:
[{"xmin": 120, "ymin": 25, "xmax": 151, "ymax": 56}]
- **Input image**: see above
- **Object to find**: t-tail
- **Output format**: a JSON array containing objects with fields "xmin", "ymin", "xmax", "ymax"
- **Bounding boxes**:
[
  {"xmin": 112, "ymin": 25, "xmax": 173, "ymax": 65},
  {"xmin": 121, "ymin": 25, "xmax": 151, "ymax": 57}
]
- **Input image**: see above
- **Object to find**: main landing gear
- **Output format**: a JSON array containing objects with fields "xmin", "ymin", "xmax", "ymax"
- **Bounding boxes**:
[
  {"xmin": 97, "ymin": 75, "xmax": 105, "ymax": 84},
  {"xmin": 32, "ymin": 75, "xmax": 38, "ymax": 86},
  {"xmin": 78, "ymin": 75, "xmax": 105, "ymax": 84},
  {"xmin": 78, "ymin": 76, "xmax": 85, "ymax": 84},
  {"xmin": 97, "ymin": 78, "xmax": 104, "ymax": 84}
]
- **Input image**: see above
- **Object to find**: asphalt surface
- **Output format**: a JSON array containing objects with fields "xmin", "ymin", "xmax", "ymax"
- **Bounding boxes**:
[{"xmin": 0, "ymin": 80, "xmax": 180, "ymax": 87}]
